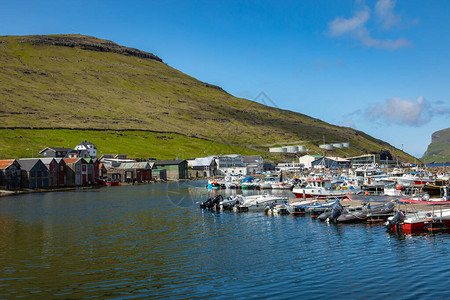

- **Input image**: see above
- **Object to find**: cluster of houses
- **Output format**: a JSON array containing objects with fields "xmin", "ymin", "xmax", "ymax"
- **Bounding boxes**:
[
  {"xmin": 0, "ymin": 140, "xmax": 266, "ymax": 191},
  {"xmin": 0, "ymin": 139, "xmax": 385, "ymax": 191}
]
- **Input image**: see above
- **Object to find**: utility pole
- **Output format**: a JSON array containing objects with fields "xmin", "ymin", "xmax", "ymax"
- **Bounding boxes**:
[{"xmin": 26, "ymin": 148, "xmax": 33, "ymax": 158}]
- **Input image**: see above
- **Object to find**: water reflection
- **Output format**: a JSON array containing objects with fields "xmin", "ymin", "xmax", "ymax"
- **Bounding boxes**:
[{"xmin": 0, "ymin": 181, "xmax": 449, "ymax": 299}]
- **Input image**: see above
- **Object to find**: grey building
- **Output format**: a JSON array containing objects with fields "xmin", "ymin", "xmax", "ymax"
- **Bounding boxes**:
[
  {"xmin": 17, "ymin": 158, "xmax": 49, "ymax": 188},
  {"xmin": 192, "ymin": 156, "xmax": 218, "ymax": 177}
]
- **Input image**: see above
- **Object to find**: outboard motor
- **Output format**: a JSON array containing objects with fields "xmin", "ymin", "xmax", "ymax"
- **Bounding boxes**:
[
  {"xmin": 200, "ymin": 195, "xmax": 223, "ymax": 210},
  {"xmin": 384, "ymin": 201, "xmax": 395, "ymax": 211},
  {"xmin": 386, "ymin": 210, "xmax": 405, "ymax": 231},
  {"xmin": 200, "ymin": 197, "xmax": 213, "ymax": 209},
  {"xmin": 317, "ymin": 211, "xmax": 331, "ymax": 222},
  {"xmin": 327, "ymin": 202, "xmax": 343, "ymax": 223},
  {"xmin": 212, "ymin": 195, "xmax": 223, "ymax": 211}
]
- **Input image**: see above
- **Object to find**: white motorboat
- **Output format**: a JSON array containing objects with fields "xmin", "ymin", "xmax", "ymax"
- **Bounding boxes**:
[
  {"xmin": 233, "ymin": 194, "xmax": 289, "ymax": 212},
  {"xmin": 292, "ymin": 178, "xmax": 360, "ymax": 199},
  {"xmin": 271, "ymin": 181, "xmax": 294, "ymax": 189},
  {"xmin": 265, "ymin": 203, "xmax": 290, "ymax": 215}
]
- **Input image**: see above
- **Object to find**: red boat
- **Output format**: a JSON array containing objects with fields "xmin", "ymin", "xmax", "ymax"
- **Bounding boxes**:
[
  {"xmin": 95, "ymin": 177, "xmax": 120, "ymax": 186},
  {"xmin": 397, "ymin": 198, "xmax": 450, "ymax": 205},
  {"xmin": 397, "ymin": 191, "xmax": 450, "ymax": 205},
  {"xmin": 387, "ymin": 208, "xmax": 450, "ymax": 233}
]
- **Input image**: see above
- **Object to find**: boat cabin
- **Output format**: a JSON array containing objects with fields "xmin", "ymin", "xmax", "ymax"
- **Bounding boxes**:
[{"xmin": 306, "ymin": 179, "xmax": 332, "ymax": 189}]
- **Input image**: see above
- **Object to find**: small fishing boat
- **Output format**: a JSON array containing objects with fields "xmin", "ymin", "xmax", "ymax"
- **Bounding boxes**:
[
  {"xmin": 337, "ymin": 202, "xmax": 395, "ymax": 223},
  {"xmin": 271, "ymin": 181, "xmax": 294, "ymax": 190},
  {"xmin": 206, "ymin": 180, "xmax": 221, "ymax": 189},
  {"xmin": 292, "ymin": 178, "xmax": 360, "ymax": 199},
  {"xmin": 287, "ymin": 200, "xmax": 315, "ymax": 215},
  {"xmin": 396, "ymin": 170, "xmax": 435, "ymax": 186},
  {"xmin": 265, "ymin": 203, "xmax": 290, "ymax": 215},
  {"xmin": 397, "ymin": 197, "xmax": 450, "ymax": 205},
  {"xmin": 386, "ymin": 207, "xmax": 450, "ymax": 233},
  {"xmin": 346, "ymin": 193, "xmax": 400, "ymax": 203},
  {"xmin": 200, "ymin": 195, "xmax": 224, "ymax": 210},
  {"xmin": 233, "ymin": 194, "xmax": 289, "ymax": 212},
  {"xmin": 219, "ymin": 196, "xmax": 241, "ymax": 210},
  {"xmin": 397, "ymin": 187, "xmax": 450, "ymax": 205},
  {"xmin": 317, "ymin": 202, "xmax": 344, "ymax": 222},
  {"xmin": 95, "ymin": 177, "xmax": 120, "ymax": 186}
]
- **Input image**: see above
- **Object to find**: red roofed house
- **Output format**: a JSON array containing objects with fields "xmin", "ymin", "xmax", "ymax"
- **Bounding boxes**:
[
  {"xmin": 0, "ymin": 159, "xmax": 21, "ymax": 190},
  {"xmin": 64, "ymin": 158, "xmax": 90, "ymax": 186}
]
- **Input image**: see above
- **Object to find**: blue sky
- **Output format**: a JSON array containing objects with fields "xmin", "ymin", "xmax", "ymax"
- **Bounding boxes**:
[{"xmin": 2, "ymin": 0, "xmax": 449, "ymax": 158}]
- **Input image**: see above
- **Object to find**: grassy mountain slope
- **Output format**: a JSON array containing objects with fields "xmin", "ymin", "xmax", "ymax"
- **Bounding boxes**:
[
  {"xmin": 0, "ymin": 34, "xmax": 414, "ymax": 161},
  {"xmin": 421, "ymin": 128, "xmax": 450, "ymax": 163}
]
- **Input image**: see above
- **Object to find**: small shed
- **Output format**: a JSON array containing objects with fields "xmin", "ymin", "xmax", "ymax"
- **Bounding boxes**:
[
  {"xmin": 0, "ymin": 159, "xmax": 22, "ymax": 190},
  {"xmin": 154, "ymin": 160, "xmax": 188, "ymax": 180},
  {"xmin": 115, "ymin": 162, "xmax": 154, "ymax": 183}
]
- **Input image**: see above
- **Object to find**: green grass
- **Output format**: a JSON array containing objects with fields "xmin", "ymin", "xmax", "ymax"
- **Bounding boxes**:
[
  {"xmin": 0, "ymin": 129, "xmax": 260, "ymax": 160},
  {"xmin": 0, "ymin": 34, "xmax": 418, "ymax": 162},
  {"xmin": 421, "ymin": 128, "xmax": 450, "ymax": 163}
]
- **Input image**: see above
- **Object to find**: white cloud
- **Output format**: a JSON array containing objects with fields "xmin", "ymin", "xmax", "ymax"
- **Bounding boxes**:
[
  {"xmin": 328, "ymin": 7, "xmax": 370, "ymax": 37},
  {"xmin": 326, "ymin": 0, "xmax": 411, "ymax": 50},
  {"xmin": 365, "ymin": 96, "xmax": 433, "ymax": 126},
  {"xmin": 435, "ymin": 106, "xmax": 450, "ymax": 116},
  {"xmin": 375, "ymin": 0, "xmax": 401, "ymax": 29},
  {"xmin": 360, "ymin": 34, "xmax": 411, "ymax": 50}
]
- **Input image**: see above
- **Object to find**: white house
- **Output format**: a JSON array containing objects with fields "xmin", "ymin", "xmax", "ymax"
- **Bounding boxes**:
[
  {"xmin": 74, "ymin": 140, "xmax": 97, "ymax": 159},
  {"xmin": 298, "ymin": 154, "xmax": 323, "ymax": 169},
  {"xmin": 215, "ymin": 154, "xmax": 246, "ymax": 175}
]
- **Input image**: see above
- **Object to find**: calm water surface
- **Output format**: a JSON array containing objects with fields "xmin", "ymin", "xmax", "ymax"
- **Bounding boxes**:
[{"xmin": 0, "ymin": 181, "xmax": 449, "ymax": 299}]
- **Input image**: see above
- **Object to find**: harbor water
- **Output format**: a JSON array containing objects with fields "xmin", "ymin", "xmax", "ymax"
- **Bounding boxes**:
[{"xmin": 1, "ymin": 180, "xmax": 449, "ymax": 299}]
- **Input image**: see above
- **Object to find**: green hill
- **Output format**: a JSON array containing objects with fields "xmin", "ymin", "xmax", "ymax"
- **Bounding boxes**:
[
  {"xmin": 421, "ymin": 128, "xmax": 450, "ymax": 164},
  {"xmin": 0, "ymin": 34, "xmax": 414, "ymax": 161}
]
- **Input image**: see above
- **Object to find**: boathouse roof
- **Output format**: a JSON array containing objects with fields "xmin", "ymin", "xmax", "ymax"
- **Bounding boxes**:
[
  {"xmin": 0, "ymin": 159, "xmax": 18, "ymax": 169},
  {"xmin": 192, "ymin": 157, "xmax": 215, "ymax": 167},
  {"xmin": 154, "ymin": 160, "xmax": 187, "ymax": 166},
  {"xmin": 17, "ymin": 158, "xmax": 46, "ymax": 172}
]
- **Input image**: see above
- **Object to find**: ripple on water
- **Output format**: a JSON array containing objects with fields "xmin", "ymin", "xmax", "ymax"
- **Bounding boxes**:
[{"xmin": 1, "ymin": 184, "xmax": 450, "ymax": 299}]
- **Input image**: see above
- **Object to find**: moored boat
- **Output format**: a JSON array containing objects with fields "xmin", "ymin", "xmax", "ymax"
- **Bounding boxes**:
[
  {"xmin": 233, "ymin": 194, "xmax": 289, "ymax": 212},
  {"xmin": 397, "ymin": 188, "xmax": 450, "ymax": 205},
  {"xmin": 265, "ymin": 203, "xmax": 290, "ymax": 215},
  {"xmin": 95, "ymin": 177, "xmax": 120, "ymax": 186},
  {"xmin": 386, "ymin": 208, "xmax": 450, "ymax": 233},
  {"xmin": 337, "ymin": 202, "xmax": 395, "ymax": 223},
  {"xmin": 207, "ymin": 180, "xmax": 221, "ymax": 189},
  {"xmin": 292, "ymin": 178, "xmax": 360, "ymax": 199}
]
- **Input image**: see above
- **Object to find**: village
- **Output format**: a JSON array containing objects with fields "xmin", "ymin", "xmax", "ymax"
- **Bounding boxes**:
[{"xmin": 0, "ymin": 139, "xmax": 419, "ymax": 193}]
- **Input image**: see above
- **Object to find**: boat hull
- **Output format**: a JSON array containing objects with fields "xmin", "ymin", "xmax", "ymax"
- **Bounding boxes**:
[
  {"xmin": 293, "ymin": 188, "xmax": 355, "ymax": 199},
  {"xmin": 397, "ymin": 198, "xmax": 450, "ymax": 205}
]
